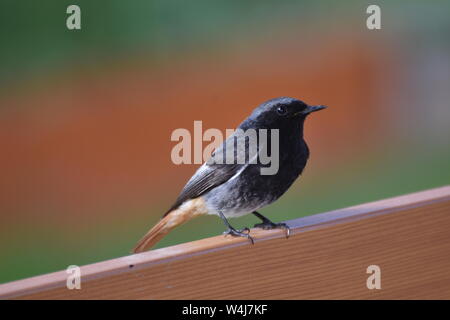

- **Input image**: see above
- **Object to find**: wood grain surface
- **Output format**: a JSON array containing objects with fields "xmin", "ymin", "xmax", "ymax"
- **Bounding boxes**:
[{"xmin": 1, "ymin": 186, "xmax": 450, "ymax": 300}]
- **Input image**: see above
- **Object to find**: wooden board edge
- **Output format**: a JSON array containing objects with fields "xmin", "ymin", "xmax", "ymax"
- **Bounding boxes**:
[{"xmin": 1, "ymin": 185, "xmax": 449, "ymax": 299}]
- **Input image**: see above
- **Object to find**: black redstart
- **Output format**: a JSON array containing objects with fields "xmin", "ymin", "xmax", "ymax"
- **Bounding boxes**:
[{"xmin": 133, "ymin": 97, "xmax": 326, "ymax": 252}]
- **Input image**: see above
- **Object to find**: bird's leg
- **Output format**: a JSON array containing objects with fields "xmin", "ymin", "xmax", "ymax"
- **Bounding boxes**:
[
  {"xmin": 218, "ymin": 211, "xmax": 254, "ymax": 244},
  {"xmin": 252, "ymin": 211, "xmax": 290, "ymax": 238}
]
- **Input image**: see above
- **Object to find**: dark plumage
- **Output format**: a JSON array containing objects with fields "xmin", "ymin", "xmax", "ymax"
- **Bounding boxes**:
[{"xmin": 133, "ymin": 97, "xmax": 326, "ymax": 252}]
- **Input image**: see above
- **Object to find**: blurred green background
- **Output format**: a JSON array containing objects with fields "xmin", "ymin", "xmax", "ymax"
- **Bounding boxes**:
[{"xmin": 1, "ymin": 0, "xmax": 449, "ymax": 283}]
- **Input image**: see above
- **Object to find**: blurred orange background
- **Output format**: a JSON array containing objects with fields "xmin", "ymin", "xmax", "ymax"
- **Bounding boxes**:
[{"xmin": 1, "ymin": 0, "xmax": 449, "ymax": 283}]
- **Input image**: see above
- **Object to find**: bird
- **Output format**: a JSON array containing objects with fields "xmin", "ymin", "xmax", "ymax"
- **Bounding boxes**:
[{"xmin": 132, "ymin": 97, "xmax": 326, "ymax": 253}]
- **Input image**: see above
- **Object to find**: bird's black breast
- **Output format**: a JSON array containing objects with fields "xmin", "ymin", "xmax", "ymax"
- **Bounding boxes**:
[{"xmin": 235, "ymin": 136, "xmax": 309, "ymax": 204}]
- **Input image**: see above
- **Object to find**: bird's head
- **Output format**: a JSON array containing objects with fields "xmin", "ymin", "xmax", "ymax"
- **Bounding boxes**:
[{"xmin": 242, "ymin": 97, "xmax": 327, "ymax": 129}]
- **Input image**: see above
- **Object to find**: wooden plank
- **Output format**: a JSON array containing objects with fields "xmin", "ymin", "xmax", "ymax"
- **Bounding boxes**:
[{"xmin": 1, "ymin": 185, "xmax": 449, "ymax": 299}]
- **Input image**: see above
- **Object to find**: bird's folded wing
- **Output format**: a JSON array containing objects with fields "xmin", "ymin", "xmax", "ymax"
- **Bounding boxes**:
[
  {"xmin": 163, "ymin": 162, "xmax": 242, "ymax": 216},
  {"xmin": 164, "ymin": 132, "xmax": 254, "ymax": 216}
]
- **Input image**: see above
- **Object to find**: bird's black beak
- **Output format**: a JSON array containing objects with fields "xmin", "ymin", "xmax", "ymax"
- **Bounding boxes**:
[{"xmin": 303, "ymin": 105, "xmax": 327, "ymax": 115}]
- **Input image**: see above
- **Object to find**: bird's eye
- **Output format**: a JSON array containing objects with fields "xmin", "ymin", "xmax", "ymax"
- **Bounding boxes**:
[{"xmin": 276, "ymin": 105, "xmax": 287, "ymax": 115}]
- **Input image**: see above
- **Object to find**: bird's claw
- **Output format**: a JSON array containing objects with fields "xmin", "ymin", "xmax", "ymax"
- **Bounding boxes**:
[
  {"xmin": 239, "ymin": 227, "xmax": 250, "ymax": 234},
  {"xmin": 223, "ymin": 227, "xmax": 254, "ymax": 244},
  {"xmin": 254, "ymin": 221, "xmax": 290, "ymax": 238}
]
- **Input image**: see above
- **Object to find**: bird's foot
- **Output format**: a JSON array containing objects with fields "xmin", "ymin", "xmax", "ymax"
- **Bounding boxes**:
[
  {"xmin": 223, "ymin": 227, "xmax": 254, "ymax": 244},
  {"xmin": 254, "ymin": 221, "xmax": 290, "ymax": 238}
]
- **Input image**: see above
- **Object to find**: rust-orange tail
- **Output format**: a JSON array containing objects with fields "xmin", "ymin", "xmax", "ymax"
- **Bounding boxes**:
[{"xmin": 132, "ymin": 198, "xmax": 206, "ymax": 253}]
